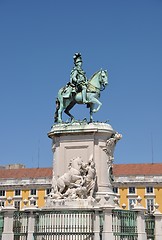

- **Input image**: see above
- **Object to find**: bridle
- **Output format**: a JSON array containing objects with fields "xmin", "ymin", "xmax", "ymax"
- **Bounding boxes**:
[
  {"xmin": 87, "ymin": 70, "xmax": 107, "ymax": 93},
  {"xmin": 99, "ymin": 70, "xmax": 107, "ymax": 91}
]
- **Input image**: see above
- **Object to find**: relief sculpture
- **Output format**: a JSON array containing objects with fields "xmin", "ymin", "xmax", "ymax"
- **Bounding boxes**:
[{"xmin": 50, "ymin": 155, "xmax": 97, "ymax": 200}]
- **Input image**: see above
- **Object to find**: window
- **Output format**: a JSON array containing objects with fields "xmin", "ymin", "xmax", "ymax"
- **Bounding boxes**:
[
  {"xmin": 30, "ymin": 189, "xmax": 37, "ymax": 196},
  {"xmin": 147, "ymin": 198, "xmax": 154, "ymax": 212},
  {"xmin": 113, "ymin": 187, "xmax": 118, "ymax": 194},
  {"xmin": 146, "ymin": 187, "xmax": 153, "ymax": 194},
  {"xmin": 0, "ymin": 201, "xmax": 5, "ymax": 207},
  {"xmin": 0, "ymin": 190, "xmax": 5, "ymax": 197},
  {"xmin": 46, "ymin": 188, "xmax": 52, "ymax": 195},
  {"xmin": 129, "ymin": 187, "xmax": 136, "ymax": 194},
  {"xmin": 129, "ymin": 199, "xmax": 136, "ymax": 210},
  {"xmin": 14, "ymin": 201, "xmax": 20, "ymax": 210},
  {"xmin": 15, "ymin": 189, "xmax": 21, "ymax": 196}
]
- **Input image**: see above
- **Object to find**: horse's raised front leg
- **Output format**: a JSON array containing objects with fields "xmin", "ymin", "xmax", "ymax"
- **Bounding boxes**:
[{"xmin": 89, "ymin": 97, "xmax": 102, "ymax": 113}]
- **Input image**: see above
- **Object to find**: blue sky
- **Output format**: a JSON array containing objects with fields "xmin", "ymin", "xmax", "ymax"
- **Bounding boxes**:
[{"xmin": 0, "ymin": 1, "xmax": 162, "ymax": 168}]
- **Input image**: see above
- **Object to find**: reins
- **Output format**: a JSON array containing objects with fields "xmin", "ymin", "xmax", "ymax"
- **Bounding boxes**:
[
  {"xmin": 87, "ymin": 71, "xmax": 105, "ymax": 93},
  {"xmin": 87, "ymin": 82, "xmax": 100, "ymax": 94}
]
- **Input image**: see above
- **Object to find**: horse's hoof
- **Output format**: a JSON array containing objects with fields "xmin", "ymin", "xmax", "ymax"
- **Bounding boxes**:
[
  {"xmin": 58, "ymin": 120, "xmax": 63, "ymax": 124},
  {"xmin": 71, "ymin": 118, "xmax": 75, "ymax": 123},
  {"xmin": 92, "ymin": 109, "xmax": 97, "ymax": 113}
]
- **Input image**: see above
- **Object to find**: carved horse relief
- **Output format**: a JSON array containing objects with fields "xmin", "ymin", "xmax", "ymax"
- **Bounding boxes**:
[
  {"xmin": 51, "ymin": 155, "xmax": 97, "ymax": 199},
  {"xmin": 52, "ymin": 157, "xmax": 84, "ymax": 196}
]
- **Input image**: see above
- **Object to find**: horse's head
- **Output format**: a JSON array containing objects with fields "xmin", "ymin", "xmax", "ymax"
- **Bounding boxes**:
[
  {"xmin": 70, "ymin": 156, "xmax": 83, "ymax": 170},
  {"xmin": 99, "ymin": 70, "xmax": 108, "ymax": 91},
  {"xmin": 88, "ymin": 70, "xmax": 108, "ymax": 92}
]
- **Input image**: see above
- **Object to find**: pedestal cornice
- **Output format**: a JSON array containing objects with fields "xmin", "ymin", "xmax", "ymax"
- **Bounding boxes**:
[{"xmin": 48, "ymin": 122, "xmax": 115, "ymax": 138}]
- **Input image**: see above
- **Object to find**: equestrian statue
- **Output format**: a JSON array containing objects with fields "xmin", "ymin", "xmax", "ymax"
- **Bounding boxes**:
[{"xmin": 54, "ymin": 53, "xmax": 108, "ymax": 123}]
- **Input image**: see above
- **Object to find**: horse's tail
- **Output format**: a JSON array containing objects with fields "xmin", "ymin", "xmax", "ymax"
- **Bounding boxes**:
[{"xmin": 54, "ymin": 98, "xmax": 60, "ymax": 123}]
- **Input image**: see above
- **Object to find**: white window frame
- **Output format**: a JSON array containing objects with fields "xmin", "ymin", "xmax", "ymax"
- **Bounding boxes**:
[
  {"xmin": 128, "ymin": 198, "xmax": 136, "ymax": 210},
  {"xmin": 113, "ymin": 187, "xmax": 119, "ymax": 194},
  {"xmin": 0, "ymin": 200, "xmax": 5, "ymax": 207},
  {"xmin": 127, "ymin": 187, "xmax": 138, "ymax": 198},
  {"xmin": 14, "ymin": 200, "xmax": 21, "ymax": 210},
  {"xmin": 30, "ymin": 189, "xmax": 37, "ymax": 196},
  {"xmin": 128, "ymin": 187, "xmax": 136, "ymax": 194},
  {"xmin": 14, "ymin": 189, "xmax": 21, "ymax": 196},
  {"xmin": 0, "ymin": 190, "xmax": 6, "ymax": 197},
  {"xmin": 46, "ymin": 188, "xmax": 52, "ymax": 195},
  {"xmin": 146, "ymin": 187, "xmax": 154, "ymax": 194},
  {"xmin": 146, "ymin": 198, "xmax": 154, "ymax": 213}
]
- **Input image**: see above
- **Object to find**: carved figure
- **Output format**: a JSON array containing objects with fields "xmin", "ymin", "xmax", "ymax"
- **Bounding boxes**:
[
  {"xmin": 104, "ymin": 132, "xmax": 122, "ymax": 164},
  {"xmin": 103, "ymin": 132, "xmax": 122, "ymax": 185},
  {"xmin": 51, "ymin": 155, "xmax": 98, "ymax": 200},
  {"xmin": 83, "ymin": 156, "xmax": 97, "ymax": 197},
  {"xmin": 53, "ymin": 157, "xmax": 84, "ymax": 196},
  {"xmin": 54, "ymin": 53, "xmax": 108, "ymax": 123},
  {"xmin": 63, "ymin": 186, "xmax": 87, "ymax": 199}
]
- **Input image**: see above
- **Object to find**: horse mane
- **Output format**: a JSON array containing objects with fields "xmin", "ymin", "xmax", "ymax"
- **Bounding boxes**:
[{"xmin": 88, "ymin": 70, "xmax": 100, "ymax": 82}]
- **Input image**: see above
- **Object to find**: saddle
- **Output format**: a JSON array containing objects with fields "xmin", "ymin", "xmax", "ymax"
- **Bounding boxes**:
[
  {"xmin": 61, "ymin": 83, "xmax": 80, "ymax": 99},
  {"xmin": 61, "ymin": 84, "xmax": 74, "ymax": 98}
]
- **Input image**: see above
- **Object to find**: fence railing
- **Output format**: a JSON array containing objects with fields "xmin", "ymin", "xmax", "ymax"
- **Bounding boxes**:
[
  {"xmin": 13, "ymin": 211, "xmax": 29, "ymax": 240},
  {"xmin": 33, "ymin": 210, "xmax": 94, "ymax": 240},
  {"xmin": 0, "ymin": 207, "xmax": 159, "ymax": 240},
  {"xmin": 0, "ymin": 213, "xmax": 4, "ymax": 240},
  {"xmin": 145, "ymin": 214, "xmax": 155, "ymax": 240},
  {"xmin": 112, "ymin": 209, "xmax": 138, "ymax": 240}
]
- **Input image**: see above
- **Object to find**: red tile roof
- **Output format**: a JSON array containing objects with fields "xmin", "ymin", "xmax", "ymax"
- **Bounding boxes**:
[
  {"xmin": 0, "ymin": 168, "xmax": 52, "ymax": 179},
  {"xmin": 0, "ymin": 163, "xmax": 162, "ymax": 179},
  {"xmin": 113, "ymin": 163, "xmax": 162, "ymax": 176}
]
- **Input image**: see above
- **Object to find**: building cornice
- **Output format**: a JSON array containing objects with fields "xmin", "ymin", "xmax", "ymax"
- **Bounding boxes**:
[
  {"xmin": 0, "ymin": 177, "xmax": 52, "ymax": 189},
  {"xmin": 113, "ymin": 175, "xmax": 162, "ymax": 186}
]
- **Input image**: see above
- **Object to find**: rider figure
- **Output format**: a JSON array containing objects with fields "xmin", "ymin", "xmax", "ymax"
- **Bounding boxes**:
[{"xmin": 70, "ymin": 53, "xmax": 88, "ymax": 103}]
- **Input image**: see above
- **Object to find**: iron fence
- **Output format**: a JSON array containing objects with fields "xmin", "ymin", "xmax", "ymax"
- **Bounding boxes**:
[
  {"xmin": 0, "ymin": 213, "xmax": 4, "ymax": 240},
  {"xmin": 33, "ymin": 210, "xmax": 94, "ymax": 240},
  {"xmin": 112, "ymin": 209, "xmax": 138, "ymax": 240},
  {"xmin": 1, "ymin": 208, "xmax": 156, "ymax": 240},
  {"xmin": 99, "ymin": 211, "xmax": 103, "ymax": 240},
  {"xmin": 145, "ymin": 214, "xmax": 155, "ymax": 240},
  {"xmin": 13, "ymin": 211, "xmax": 29, "ymax": 240}
]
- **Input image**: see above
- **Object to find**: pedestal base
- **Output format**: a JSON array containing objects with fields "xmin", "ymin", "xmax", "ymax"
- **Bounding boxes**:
[
  {"xmin": 48, "ymin": 122, "xmax": 115, "ymax": 196},
  {"xmin": 45, "ymin": 197, "xmax": 96, "ymax": 209}
]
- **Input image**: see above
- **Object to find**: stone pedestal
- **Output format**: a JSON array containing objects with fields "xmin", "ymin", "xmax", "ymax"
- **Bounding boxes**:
[
  {"xmin": 93, "ymin": 208, "xmax": 101, "ymax": 240},
  {"xmin": 153, "ymin": 205, "xmax": 162, "ymax": 240},
  {"xmin": 133, "ymin": 199, "xmax": 147, "ymax": 240},
  {"xmin": 2, "ymin": 206, "xmax": 15, "ymax": 240},
  {"xmin": 102, "ymin": 206, "xmax": 114, "ymax": 240},
  {"xmin": 23, "ymin": 206, "xmax": 39, "ymax": 240},
  {"xmin": 48, "ymin": 122, "xmax": 121, "ymax": 205}
]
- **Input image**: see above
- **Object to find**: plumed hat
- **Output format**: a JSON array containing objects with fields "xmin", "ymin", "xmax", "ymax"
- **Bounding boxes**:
[{"xmin": 73, "ymin": 53, "xmax": 82, "ymax": 64}]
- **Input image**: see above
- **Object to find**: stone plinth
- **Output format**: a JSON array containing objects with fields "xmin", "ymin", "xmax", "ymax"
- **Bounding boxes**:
[{"xmin": 48, "ymin": 122, "xmax": 120, "ymax": 203}]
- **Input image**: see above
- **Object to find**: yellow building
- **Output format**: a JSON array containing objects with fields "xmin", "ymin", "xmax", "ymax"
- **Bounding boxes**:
[
  {"xmin": 0, "ymin": 165, "xmax": 52, "ymax": 210},
  {"xmin": 0, "ymin": 163, "xmax": 162, "ymax": 212},
  {"xmin": 113, "ymin": 163, "xmax": 162, "ymax": 212}
]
